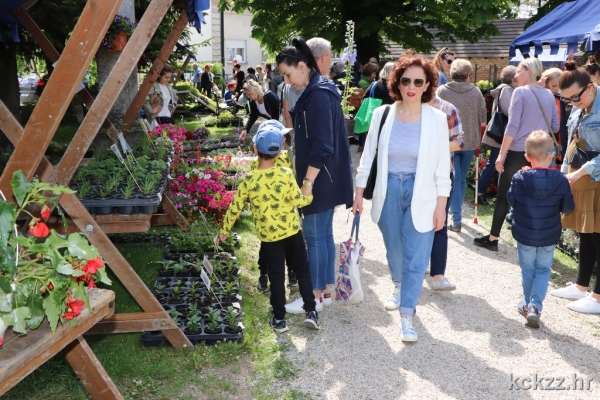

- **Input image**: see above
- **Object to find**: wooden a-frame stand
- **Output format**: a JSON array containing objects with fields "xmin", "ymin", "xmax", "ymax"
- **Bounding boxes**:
[{"xmin": 0, "ymin": 0, "xmax": 194, "ymax": 351}]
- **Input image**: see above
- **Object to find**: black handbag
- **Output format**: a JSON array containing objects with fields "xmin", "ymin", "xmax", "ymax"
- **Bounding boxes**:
[
  {"xmin": 363, "ymin": 106, "xmax": 391, "ymax": 200},
  {"xmin": 486, "ymin": 87, "xmax": 508, "ymax": 144},
  {"xmin": 569, "ymin": 112, "xmax": 599, "ymax": 169}
]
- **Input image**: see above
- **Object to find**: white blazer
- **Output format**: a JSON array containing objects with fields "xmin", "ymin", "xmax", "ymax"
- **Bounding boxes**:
[{"xmin": 356, "ymin": 102, "xmax": 452, "ymax": 232}]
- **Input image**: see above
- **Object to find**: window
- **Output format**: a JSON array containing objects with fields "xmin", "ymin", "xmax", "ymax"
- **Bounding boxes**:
[{"xmin": 227, "ymin": 40, "xmax": 246, "ymax": 64}]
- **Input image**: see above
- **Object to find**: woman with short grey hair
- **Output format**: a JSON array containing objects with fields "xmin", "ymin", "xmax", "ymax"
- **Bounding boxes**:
[
  {"xmin": 437, "ymin": 59, "xmax": 487, "ymax": 232},
  {"xmin": 478, "ymin": 65, "xmax": 518, "ymax": 205}
]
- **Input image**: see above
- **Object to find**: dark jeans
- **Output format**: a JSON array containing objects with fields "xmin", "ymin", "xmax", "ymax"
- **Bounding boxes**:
[
  {"xmin": 358, "ymin": 132, "xmax": 367, "ymax": 147},
  {"xmin": 156, "ymin": 116, "xmax": 174, "ymax": 124},
  {"xmin": 261, "ymin": 231, "xmax": 316, "ymax": 320},
  {"xmin": 478, "ymin": 146, "xmax": 500, "ymax": 195},
  {"xmin": 430, "ymin": 172, "xmax": 453, "ymax": 277},
  {"xmin": 258, "ymin": 243, "xmax": 294, "ymax": 278},
  {"xmin": 490, "ymin": 150, "xmax": 528, "ymax": 237},
  {"xmin": 577, "ymin": 233, "xmax": 600, "ymax": 295}
]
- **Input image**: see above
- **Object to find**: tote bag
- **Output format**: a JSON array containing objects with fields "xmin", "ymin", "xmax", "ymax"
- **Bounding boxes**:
[{"xmin": 354, "ymin": 84, "xmax": 382, "ymax": 134}]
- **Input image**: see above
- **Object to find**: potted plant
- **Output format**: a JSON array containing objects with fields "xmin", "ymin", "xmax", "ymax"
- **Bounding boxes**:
[
  {"xmin": 0, "ymin": 170, "xmax": 111, "ymax": 344},
  {"xmin": 224, "ymin": 306, "xmax": 242, "ymax": 333},
  {"xmin": 185, "ymin": 313, "xmax": 202, "ymax": 334},
  {"xmin": 101, "ymin": 14, "xmax": 136, "ymax": 52},
  {"xmin": 156, "ymin": 260, "xmax": 175, "ymax": 277},
  {"xmin": 169, "ymin": 285, "xmax": 184, "ymax": 305},
  {"xmin": 117, "ymin": 177, "xmax": 137, "ymax": 215},
  {"xmin": 168, "ymin": 308, "xmax": 182, "ymax": 325},
  {"xmin": 77, "ymin": 180, "xmax": 93, "ymax": 199},
  {"xmin": 204, "ymin": 307, "xmax": 221, "ymax": 334}
]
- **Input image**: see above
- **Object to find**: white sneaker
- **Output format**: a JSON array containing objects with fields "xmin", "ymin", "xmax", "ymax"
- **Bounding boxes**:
[
  {"xmin": 384, "ymin": 287, "xmax": 401, "ymax": 310},
  {"xmin": 550, "ymin": 282, "xmax": 588, "ymax": 300},
  {"xmin": 400, "ymin": 315, "xmax": 418, "ymax": 342},
  {"xmin": 567, "ymin": 294, "xmax": 600, "ymax": 314},
  {"xmin": 321, "ymin": 293, "xmax": 333, "ymax": 306},
  {"xmin": 429, "ymin": 277, "xmax": 456, "ymax": 291},
  {"xmin": 285, "ymin": 296, "xmax": 323, "ymax": 314}
]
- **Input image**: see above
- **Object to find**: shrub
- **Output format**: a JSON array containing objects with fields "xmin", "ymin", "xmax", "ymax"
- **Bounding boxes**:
[{"xmin": 203, "ymin": 115, "xmax": 218, "ymax": 127}]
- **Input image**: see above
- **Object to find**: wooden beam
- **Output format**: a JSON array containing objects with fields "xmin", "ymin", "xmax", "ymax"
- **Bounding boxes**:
[
  {"xmin": 122, "ymin": 10, "xmax": 189, "ymax": 128},
  {"xmin": 63, "ymin": 337, "xmax": 124, "ymax": 400},
  {"xmin": 0, "ymin": 101, "xmax": 193, "ymax": 350},
  {"xmin": 87, "ymin": 312, "xmax": 179, "ymax": 333},
  {"xmin": 0, "ymin": 0, "xmax": 125, "ymax": 198},
  {"xmin": 51, "ymin": 0, "xmax": 175, "ymax": 188}
]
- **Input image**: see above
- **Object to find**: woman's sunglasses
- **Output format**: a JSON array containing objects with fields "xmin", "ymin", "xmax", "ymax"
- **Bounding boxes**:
[
  {"xmin": 444, "ymin": 59, "xmax": 453, "ymax": 65},
  {"xmin": 400, "ymin": 77, "xmax": 425, "ymax": 87},
  {"xmin": 561, "ymin": 85, "xmax": 588, "ymax": 103}
]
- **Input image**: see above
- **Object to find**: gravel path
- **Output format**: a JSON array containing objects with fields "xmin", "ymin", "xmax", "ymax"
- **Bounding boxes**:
[{"xmin": 277, "ymin": 148, "xmax": 600, "ymax": 399}]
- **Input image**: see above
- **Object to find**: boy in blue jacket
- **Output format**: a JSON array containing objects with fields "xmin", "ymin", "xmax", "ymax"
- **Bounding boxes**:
[{"xmin": 507, "ymin": 130, "xmax": 575, "ymax": 328}]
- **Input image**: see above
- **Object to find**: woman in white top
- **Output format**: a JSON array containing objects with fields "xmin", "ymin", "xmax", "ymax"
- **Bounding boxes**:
[
  {"xmin": 142, "ymin": 66, "xmax": 179, "ymax": 125},
  {"xmin": 239, "ymin": 79, "xmax": 280, "ymax": 140},
  {"xmin": 352, "ymin": 57, "xmax": 451, "ymax": 342}
]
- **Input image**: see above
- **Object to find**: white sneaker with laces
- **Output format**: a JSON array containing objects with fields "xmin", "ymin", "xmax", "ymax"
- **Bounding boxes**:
[
  {"xmin": 550, "ymin": 282, "xmax": 588, "ymax": 300},
  {"xmin": 285, "ymin": 296, "xmax": 323, "ymax": 314},
  {"xmin": 400, "ymin": 315, "xmax": 418, "ymax": 342},
  {"xmin": 567, "ymin": 294, "xmax": 600, "ymax": 314},
  {"xmin": 429, "ymin": 277, "xmax": 456, "ymax": 291},
  {"xmin": 321, "ymin": 293, "xmax": 333, "ymax": 306},
  {"xmin": 384, "ymin": 287, "xmax": 401, "ymax": 310}
]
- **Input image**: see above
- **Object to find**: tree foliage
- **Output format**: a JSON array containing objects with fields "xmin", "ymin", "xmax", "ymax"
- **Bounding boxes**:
[{"xmin": 219, "ymin": 0, "xmax": 520, "ymax": 63}]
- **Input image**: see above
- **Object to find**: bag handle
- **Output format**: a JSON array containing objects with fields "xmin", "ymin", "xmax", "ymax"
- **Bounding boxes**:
[
  {"xmin": 528, "ymin": 86, "xmax": 562, "ymax": 151},
  {"xmin": 350, "ymin": 212, "xmax": 360, "ymax": 241},
  {"xmin": 495, "ymin": 86, "xmax": 505, "ymax": 115},
  {"xmin": 374, "ymin": 105, "xmax": 391, "ymax": 153},
  {"xmin": 370, "ymin": 82, "xmax": 376, "ymax": 97}
]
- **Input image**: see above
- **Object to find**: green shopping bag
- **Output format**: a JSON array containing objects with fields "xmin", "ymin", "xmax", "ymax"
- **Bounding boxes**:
[{"xmin": 354, "ymin": 83, "xmax": 382, "ymax": 134}]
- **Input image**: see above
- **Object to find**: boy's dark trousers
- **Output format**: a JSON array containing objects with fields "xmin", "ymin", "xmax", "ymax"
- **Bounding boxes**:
[
  {"xmin": 261, "ymin": 231, "xmax": 316, "ymax": 320},
  {"xmin": 258, "ymin": 243, "xmax": 295, "ymax": 281}
]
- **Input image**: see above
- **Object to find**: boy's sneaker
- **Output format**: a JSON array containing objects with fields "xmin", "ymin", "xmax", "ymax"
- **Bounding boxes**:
[
  {"xmin": 473, "ymin": 235, "xmax": 498, "ymax": 252},
  {"xmin": 517, "ymin": 301, "xmax": 528, "ymax": 318},
  {"xmin": 525, "ymin": 305, "xmax": 540, "ymax": 328},
  {"xmin": 384, "ymin": 287, "xmax": 401, "ymax": 310},
  {"xmin": 550, "ymin": 282, "xmax": 588, "ymax": 300},
  {"xmin": 256, "ymin": 274, "xmax": 268, "ymax": 291},
  {"xmin": 269, "ymin": 317, "xmax": 289, "ymax": 333},
  {"xmin": 287, "ymin": 272, "xmax": 298, "ymax": 288},
  {"xmin": 304, "ymin": 311, "xmax": 321, "ymax": 330},
  {"xmin": 321, "ymin": 293, "xmax": 333, "ymax": 306},
  {"xmin": 400, "ymin": 315, "xmax": 418, "ymax": 342},
  {"xmin": 285, "ymin": 296, "xmax": 323, "ymax": 314}
]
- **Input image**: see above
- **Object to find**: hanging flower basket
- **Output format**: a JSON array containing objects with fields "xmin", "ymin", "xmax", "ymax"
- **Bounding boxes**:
[
  {"xmin": 109, "ymin": 32, "xmax": 128, "ymax": 53},
  {"xmin": 101, "ymin": 14, "xmax": 136, "ymax": 52}
]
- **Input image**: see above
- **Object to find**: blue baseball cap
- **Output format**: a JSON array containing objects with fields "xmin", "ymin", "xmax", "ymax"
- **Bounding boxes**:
[{"xmin": 253, "ymin": 120, "xmax": 292, "ymax": 155}]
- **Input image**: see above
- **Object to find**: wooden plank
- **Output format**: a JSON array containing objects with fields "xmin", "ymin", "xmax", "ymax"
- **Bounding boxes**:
[
  {"xmin": 63, "ymin": 337, "xmax": 124, "ymax": 400},
  {"xmin": 0, "ymin": 0, "xmax": 125, "ymax": 199},
  {"xmin": 50, "ymin": 0, "xmax": 175, "ymax": 189},
  {"xmin": 0, "ymin": 289, "xmax": 114, "ymax": 393},
  {"xmin": 122, "ymin": 10, "xmax": 189, "ymax": 128},
  {"xmin": 87, "ymin": 312, "xmax": 179, "ymax": 333},
  {"xmin": 160, "ymin": 195, "xmax": 188, "ymax": 228},
  {"xmin": 0, "ymin": 101, "xmax": 193, "ymax": 350}
]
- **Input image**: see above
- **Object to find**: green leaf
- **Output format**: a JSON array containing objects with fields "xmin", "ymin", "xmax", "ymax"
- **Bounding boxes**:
[
  {"xmin": 46, "ymin": 230, "xmax": 68, "ymax": 250},
  {"xmin": 26, "ymin": 293, "xmax": 44, "ymax": 330},
  {"xmin": 0, "ymin": 199, "xmax": 16, "ymax": 244},
  {"xmin": 71, "ymin": 269, "xmax": 86, "ymax": 277},
  {"xmin": 43, "ymin": 294, "xmax": 62, "ymax": 333},
  {"xmin": 71, "ymin": 280, "xmax": 90, "ymax": 311},
  {"xmin": 0, "ymin": 277, "xmax": 12, "ymax": 294},
  {"xmin": 2, "ymin": 307, "xmax": 32, "ymax": 334},
  {"xmin": 56, "ymin": 260, "xmax": 75, "ymax": 275},
  {"xmin": 67, "ymin": 233, "xmax": 99, "ymax": 260},
  {"xmin": 10, "ymin": 170, "xmax": 33, "ymax": 207},
  {"xmin": 97, "ymin": 268, "xmax": 112, "ymax": 285},
  {"xmin": 0, "ymin": 292, "xmax": 12, "ymax": 313}
]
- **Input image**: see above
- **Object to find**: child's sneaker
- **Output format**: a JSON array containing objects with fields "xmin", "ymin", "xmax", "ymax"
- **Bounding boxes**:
[
  {"xmin": 304, "ymin": 311, "xmax": 321, "ymax": 330},
  {"xmin": 517, "ymin": 301, "xmax": 528, "ymax": 318},
  {"xmin": 321, "ymin": 293, "xmax": 333, "ymax": 306},
  {"xmin": 525, "ymin": 305, "xmax": 540, "ymax": 328},
  {"xmin": 256, "ymin": 274, "xmax": 268, "ymax": 291},
  {"xmin": 269, "ymin": 317, "xmax": 289, "ymax": 333},
  {"xmin": 399, "ymin": 315, "xmax": 418, "ymax": 342},
  {"xmin": 285, "ymin": 296, "xmax": 323, "ymax": 314},
  {"xmin": 287, "ymin": 272, "xmax": 298, "ymax": 287}
]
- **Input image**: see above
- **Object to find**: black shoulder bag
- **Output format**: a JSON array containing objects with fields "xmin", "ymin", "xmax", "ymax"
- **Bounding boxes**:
[
  {"xmin": 485, "ymin": 86, "xmax": 508, "ymax": 144},
  {"xmin": 363, "ymin": 105, "xmax": 391, "ymax": 200}
]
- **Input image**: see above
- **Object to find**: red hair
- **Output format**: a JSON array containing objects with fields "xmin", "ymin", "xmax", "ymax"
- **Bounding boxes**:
[{"xmin": 388, "ymin": 57, "xmax": 438, "ymax": 103}]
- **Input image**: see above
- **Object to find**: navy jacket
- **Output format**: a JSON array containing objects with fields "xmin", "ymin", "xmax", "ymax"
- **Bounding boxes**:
[
  {"xmin": 290, "ymin": 72, "xmax": 354, "ymax": 216},
  {"xmin": 507, "ymin": 167, "xmax": 574, "ymax": 247}
]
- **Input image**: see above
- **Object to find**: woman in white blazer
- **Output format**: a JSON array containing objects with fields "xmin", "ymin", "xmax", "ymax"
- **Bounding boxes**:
[{"xmin": 352, "ymin": 57, "xmax": 451, "ymax": 342}]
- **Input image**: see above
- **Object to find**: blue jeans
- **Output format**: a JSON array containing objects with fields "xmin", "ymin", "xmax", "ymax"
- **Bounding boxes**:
[
  {"xmin": 378, "ymin": 173, "xmax": 434, "ymax": 315},
  {"xmin": 479, "ymin": 146, "xmax": 500, "ymax": 195},
  {"xmin": 450, "ymin": 150, "xmax": 475, "ymax": 226},
  {"xmin": 303, "ymin": 208, "xmax": 336, "ymax": 290},
  {"xmin": 517, "ymin": 243, "xmax": 554, "ymax": 311}
]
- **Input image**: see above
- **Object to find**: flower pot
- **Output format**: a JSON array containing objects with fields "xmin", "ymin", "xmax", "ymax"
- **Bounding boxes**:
[
  {"xmin": 116, "ymin": 205, "xmax": 135, "ymax": 215},
  {"xmin": 110, "ymin": 32, "xmax": 127, "ymax": 52}
]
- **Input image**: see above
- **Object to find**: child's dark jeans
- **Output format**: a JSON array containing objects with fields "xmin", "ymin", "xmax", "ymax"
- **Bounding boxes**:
[{"xmin": 261, "ymin": 231, "xmax": 316, "ymax": 320}]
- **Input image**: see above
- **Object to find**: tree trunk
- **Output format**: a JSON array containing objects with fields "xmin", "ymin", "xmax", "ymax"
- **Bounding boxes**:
[{"xmin": 0, "ymin": 41, "xmax": 20, "ymax": 147}]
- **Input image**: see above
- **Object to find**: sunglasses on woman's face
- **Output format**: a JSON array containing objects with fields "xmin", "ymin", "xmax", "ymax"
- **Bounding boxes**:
[
  {"xmin": 561, "ymin": 85, "xmax": 588, "ymax": 103},
  {"xmin": 444, "ymin": 59, "xmax": 453, "ymax": 65},
  {"xmin": 400, "ymin": 77, "xmax": 425, "ymax": 87}
]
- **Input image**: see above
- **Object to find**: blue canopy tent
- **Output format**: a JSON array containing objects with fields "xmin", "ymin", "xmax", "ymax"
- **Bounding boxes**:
[
  {"xmin": 509, "ymin": 0, "xmax": 600, "ymax": 57},
  {"xmin": 0, "ymin": 0, "xmax": 30, "ymax": 42},
  {"xmin": 510, "ymin": 48, "xmax": 568, "ymax": 67}
]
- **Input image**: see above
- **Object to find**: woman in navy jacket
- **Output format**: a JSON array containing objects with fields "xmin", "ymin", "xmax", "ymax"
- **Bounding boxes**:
[{"xmin": 278, "ymin": 37, "xmax": 354, "ymax": 313}]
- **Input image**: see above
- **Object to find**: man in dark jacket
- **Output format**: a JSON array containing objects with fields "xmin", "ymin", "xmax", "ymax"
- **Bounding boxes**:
[{"xmin": 507, "ymin": 130, "xmax": 574, "ymax": 329}]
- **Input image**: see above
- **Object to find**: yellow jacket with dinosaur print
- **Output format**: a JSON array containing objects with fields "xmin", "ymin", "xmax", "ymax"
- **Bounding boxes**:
[{"xmin": 220, "ymin": 166, "xmax": 312, "ymax": 242}]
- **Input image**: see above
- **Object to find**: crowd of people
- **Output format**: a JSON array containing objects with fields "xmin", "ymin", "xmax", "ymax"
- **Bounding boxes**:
[{"xmin": 148, "ymin": 41, "xmax": 600, "ymax": 342}]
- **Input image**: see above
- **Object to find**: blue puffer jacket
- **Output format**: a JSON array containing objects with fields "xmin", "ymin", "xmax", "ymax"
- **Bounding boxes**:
[
  {"xmin": 507, "ymin": 167, "xmax": 574, "ymax": 247},
  {"xmin": 290, "ymin": 71, "xmax": 354, "ymax": 216}
]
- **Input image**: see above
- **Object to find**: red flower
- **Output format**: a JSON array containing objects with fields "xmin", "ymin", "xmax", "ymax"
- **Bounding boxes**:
[
  {"xmin": 40, "ymin": 205, "xmax": 51, "ymax": 219},
  {"xmin": 63, "ymin": 297, "xmax": 85, "ymax": 320},
  {"xmin": 87, "ymin": 278, "xmax": 96, "ymax": 288},
  {"xmin": 83, "ymin": 257, "xmax": 104, "ymax": 275},
  {"xmin": 30, "ymin": 222, "xmax": 50, "ymax": 238}
]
